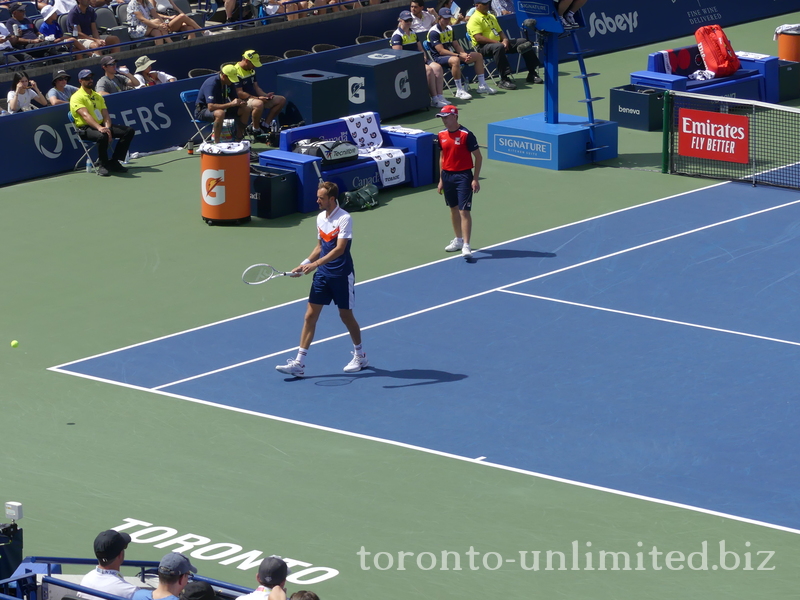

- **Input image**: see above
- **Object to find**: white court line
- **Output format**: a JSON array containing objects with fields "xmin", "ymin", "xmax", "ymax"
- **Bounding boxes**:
[
  {"xmin": 500, "ymin": 290, "xmax": 800, "ymax": 347},
  {"xmin": 137, "ymin": 195, "xmax": 800, "ymax": 391},
  {"xmin": 49, "ymin": 181, "xmax": 731, "ymax": 371},
  {"xmin": 39, "ymin": 367, "xmax": 800, "ymax": 537}
]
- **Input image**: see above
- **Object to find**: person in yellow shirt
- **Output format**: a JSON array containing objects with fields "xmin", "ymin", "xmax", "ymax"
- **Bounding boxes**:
[
  {"xmin": 466, "ymin": 0, "xmax": 541, "ymax": 89},
  {"xmin": 234, "ymin": 49, "xmax": 286, "ymax": 141},
  {"xmin": 69, "ymin": 69, "xmax": 135, "ymax": 177}
]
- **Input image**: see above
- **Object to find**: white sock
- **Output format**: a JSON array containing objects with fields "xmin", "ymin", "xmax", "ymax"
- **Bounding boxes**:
[
  {"xmin": 354, "ymin": 343, "xmax": 364, "ymax": 357},
  {"xmin": 477, "ymin": 74, "xmax": 486, "ymax": 85},
  {"xmin": 455, "ymin": 79, "xmax": 464, "ymax": 92},
  {"xmin": 296, "ymin": 348, "xmax": 308, "ymax": 366}
]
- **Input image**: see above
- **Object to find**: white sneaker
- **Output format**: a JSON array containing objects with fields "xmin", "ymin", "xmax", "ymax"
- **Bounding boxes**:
[
  {"xmin": 462, "ymin": 243, "xmax": 472, "ymax": 258},
  {"xmin": 276, "ymin": 358, "xmax": 304, "ymax": 377},
  {"xmin": 432, "ymin": 97, "xmax": 449, "ymax": 108},
  {"xmin": 454, "ymin": 89, "xmax": 472, "ymax": 100},
  {"xmin": 344, "ymin": 352, "xmax": 369, "ymax": 373},
  {"xmin": 475, "ymin": 84, "xmax": 496, "ymax": 95},
  {"xmin": 445, "ymin": 238, "xmax": 463, "ymax": 252}
]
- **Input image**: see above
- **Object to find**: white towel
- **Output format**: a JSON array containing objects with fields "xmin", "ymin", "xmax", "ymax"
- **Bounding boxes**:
[
  {"xmin": 382, "ymin": 124, "xmax": 426, "ymax": 135},
  {"xmin": 688, "ymin": 69, "xmax": 716, "ymax": 81},
  {"xmin": 774, "ymin": 24, "xmax": 800, "ymax": 41},
  {"xmin": 364, "ymin": 148, "xmax": 406, "ymax": 187},
  {"xmin": 341, "ymin": 112, "xmax": 383, "ymax": 153}
]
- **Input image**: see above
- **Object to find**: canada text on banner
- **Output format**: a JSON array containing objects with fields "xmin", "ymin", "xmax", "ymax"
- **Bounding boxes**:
[{"xmin": 677, "ymin": 108, "xmax": 749, "ymax": 164}]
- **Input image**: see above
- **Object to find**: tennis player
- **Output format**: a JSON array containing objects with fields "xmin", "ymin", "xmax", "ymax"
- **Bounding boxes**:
[
  {"xmin": 437, "ymin": 104, "xmax": 482, "ymax": 258},
  {"xmin": 276, "ymin": 182, "xmax": 368, "ymax": 377}
]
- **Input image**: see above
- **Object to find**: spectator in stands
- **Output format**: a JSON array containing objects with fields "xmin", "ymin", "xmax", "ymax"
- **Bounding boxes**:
[
  {"xmin": 38, "ymin": 5, "xmax": 86, "ymax": 56},
  {"xmin": 409, "ymin": 0, "xmax": 435, "ymax": 33},
  {"xmin": 0, "ymin": 22, "xmax": 34, "ymax": 67},
  {"xmin": 132, "ymin": 553, "xmax": 197, "ymax": 600},
  {"xmin": 556, "ymin": 0, "xmax": 586, "ymax": 29},
  {"xmin": 235, "ymin": 557, "xmax": 289, "ymax": 600},
  {"xmin": 391, "ymin": 10, "xmax": 447, "ymax": 108},
  {"xmin": 234, "ymin": 49, "xmax": 286, "ymax": 140},
  {"xmin": 134, "ymin": 56, "xmax": 176, "ymax": 86},
  {"xmin": 435, "ymin": 0, "xmax": 466, "ymax": 23},
  {"xmin": 127, "ymin": 0, "xmax": 173, "ymax": 44},
  {"xmin": 195, "ymin": 64, "xmax": 251, "ymax": 143},
  {"xmin": 96, "ymin": 55, "xmax": 139, "ymax": 94},
  {"xmin": 5, "ymin": 2, "xmax": 58, "ymax": 57},
  {"xmin": 179, "ymin": 582, "xmax": 219, "ymax": 600},
  {"xmin": 467, "ymin": 0, "xmax": 541, "ymax": 89},
  {"xmin": 67, "ymin": 0, "xmax": 122, "ymax": 54},
  {"xmin": 70, "ymin": 68, "xmax": 136, "ymax": 176},
  {"xmin": 47, "ymin": 68, "xmax": 79, "ymax": 105},
  {"xmin": 77, "ymin": 530, "xmax": 139, "ymax": 599},
  {"xmin": 151, "ymin": 0, "xmax": 205, "ymax": 38},
  {"xmin": 428, "ymin": 7, "xmax": 494, "ymax": 98},
  {"xmin": 490, "ymin": 0, "xmax": 512, "ymax": 15},
  {"xmin": 289, "ymin": 594, "xmax": 318, "ymax": 600},
  {"xmin": 7, "ymin": 71, "xmax": 47, "ymax": 112}
]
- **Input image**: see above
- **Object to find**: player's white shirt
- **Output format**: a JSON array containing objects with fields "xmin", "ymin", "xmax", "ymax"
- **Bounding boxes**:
[
  {"xmin": 316, "ymin": 205, "xmax": 353, "ymax": 277},
  {"xmin": 78, "ymin": 568, "xmax": 138, "ymax": 600},
  {"xmin": 236, "ymin": 587, "xmax": 274, "ymax": 600}
]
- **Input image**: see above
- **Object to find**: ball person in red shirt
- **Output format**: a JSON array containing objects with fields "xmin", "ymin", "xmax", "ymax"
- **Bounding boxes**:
[{"xmin": 437, "ymin": 105, "xmax": 482, "ymax": 259}]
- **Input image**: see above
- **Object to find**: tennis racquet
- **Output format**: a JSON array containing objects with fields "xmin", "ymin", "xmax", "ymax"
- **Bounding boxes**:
[{"xmin": 242, "ymin": 263, "xmax": 302, "ymax": 285}]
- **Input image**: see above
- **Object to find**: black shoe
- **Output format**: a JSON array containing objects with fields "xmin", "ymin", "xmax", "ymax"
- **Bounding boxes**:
[
  {"xmin": 108, "ymin": 160, "xmax": 128, "ymax": 173},
  {"xmin": 526, "ymin": 72, "xmax": 544, "ymax": 84},
  {"xmin": 96, "ymin": 165, "xmax": 110, "ymax": 177},
  {"xmin": 498, "ymin": 79, "xmax": 517, "ymax": 90}
]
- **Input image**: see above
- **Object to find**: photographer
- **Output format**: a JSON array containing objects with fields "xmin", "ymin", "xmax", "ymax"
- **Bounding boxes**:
[{"xmin": 7, "ymin": 71, "xmax": 47, "ymax": 112}]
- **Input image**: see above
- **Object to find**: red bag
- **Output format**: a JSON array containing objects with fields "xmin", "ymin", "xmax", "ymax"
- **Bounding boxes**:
[{"xmin": 695, "ymin": 25, "xmax": 741, "ymax": 77}]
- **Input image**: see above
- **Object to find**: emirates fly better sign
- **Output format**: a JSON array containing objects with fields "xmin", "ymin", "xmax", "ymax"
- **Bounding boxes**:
[{"xmin": 678, "ymin": 108, "xmax": 750, "ymax": 164}]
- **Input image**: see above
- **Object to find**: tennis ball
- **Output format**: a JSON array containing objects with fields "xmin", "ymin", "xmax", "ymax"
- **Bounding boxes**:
[{"xmin": 11, "ymin": 340, "xmax": 19, "ymax": 348}]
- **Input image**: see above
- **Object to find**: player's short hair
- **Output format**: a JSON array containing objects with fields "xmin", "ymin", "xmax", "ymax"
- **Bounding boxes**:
[
  {"xmin": 289, "ymin": 592, "xmax": 320, "ymax": 600},
  {"xmin": 319, "ymin": 181, "xmax": 339, "ymax": 200},
  {"xmin": 411, "ymin": 0, "xmax": 425, "ymax": 6}
]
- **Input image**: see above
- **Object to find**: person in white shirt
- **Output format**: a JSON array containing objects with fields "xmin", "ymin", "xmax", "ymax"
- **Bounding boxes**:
[
  {"xmin": 133, "ymin": 55, "xmax": 176, "ymax": 86},
  {"xmin": 409, "ymin": 0, "xmax": 436, "ymax": 33},
  {"xmin": 78, "ymin": 530, "xmax": 139, "ymax": 600},
  {"xmin": 235, "ymin": 557, "xmax": 289, "ymax": 600},
  {"xmin": 7, "ymin": 71, "xmax": 47, "ymax": 112}
]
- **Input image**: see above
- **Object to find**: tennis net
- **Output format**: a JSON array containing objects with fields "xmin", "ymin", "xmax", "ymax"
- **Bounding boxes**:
[{"xmin": 662, "ymin": 90, "xmax": 800, "ymax": 190}]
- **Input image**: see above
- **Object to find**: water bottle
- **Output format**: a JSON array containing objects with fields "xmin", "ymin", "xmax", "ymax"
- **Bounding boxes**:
[
  {"xmin": 72, "ymin": 25, "xmax": 79, "ymax": 37},
  {"xmin": 85, "ymin": 159, "xmax": 92, "ymax": 173}
]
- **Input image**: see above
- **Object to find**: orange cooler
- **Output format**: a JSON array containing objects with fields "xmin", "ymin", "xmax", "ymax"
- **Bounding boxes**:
[
  {"xmin": 778, "ymin": 31, "xmax": 800, "ymax": 62},
  {"xmin": 200, "ymin": 144, "xmax": 251, "ymax": 225}
]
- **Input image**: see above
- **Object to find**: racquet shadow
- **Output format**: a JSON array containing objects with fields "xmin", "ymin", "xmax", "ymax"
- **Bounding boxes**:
[{"xmin": 281, "ymin": 367, "xmax": 467, "ymax": 388}]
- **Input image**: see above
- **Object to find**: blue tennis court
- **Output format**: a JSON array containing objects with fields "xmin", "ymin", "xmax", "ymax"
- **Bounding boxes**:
[{"xmin": 52, "ymin": 181, "xmax": 800, "ymax": 533}]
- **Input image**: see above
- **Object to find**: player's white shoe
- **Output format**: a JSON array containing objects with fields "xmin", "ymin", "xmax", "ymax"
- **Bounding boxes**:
[
  {"xmin": 344, "ymin": 352, "xmax": 369, "ymax": 373},
  {"xmin": 276, "ymin": 358, "xmax": 304, "ymax": 377},
  {"xmin": 431, "ymin": 97, "xmax": 450, "ymax": 108},
  {"xmin": 475, "ymin": 84, "xmax": 496, "ymax": 95},
  {"xmin": 462, "ymin": 243, "xmax": 473, "ymax": 258},
  {"xmin": 455, "ymin": 89, "xmax": 473, "ymax": 100},
  {"xmin": 445, "ymin": 238, "xmax": 464, "ymax": 252}
]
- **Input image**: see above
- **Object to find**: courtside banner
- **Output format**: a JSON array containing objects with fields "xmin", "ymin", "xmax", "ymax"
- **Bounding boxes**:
[{"xmin": 677, "ymin": 108, "xmax": 749, "ymax": 165}]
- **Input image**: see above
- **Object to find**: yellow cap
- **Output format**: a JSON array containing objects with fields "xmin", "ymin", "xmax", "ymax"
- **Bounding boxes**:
[
  {"xmin": 242, "ymin": 50, "xmax": 262, "ymax": 68},
  {"xmin": 221, "ymin": 64, "xmax": 239, "ymax": 83}
]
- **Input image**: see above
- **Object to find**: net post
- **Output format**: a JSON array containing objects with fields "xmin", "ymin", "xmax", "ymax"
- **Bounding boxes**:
[{"xmin": 661, "ymin": 91, "xmax": 673, "ymax": 174}]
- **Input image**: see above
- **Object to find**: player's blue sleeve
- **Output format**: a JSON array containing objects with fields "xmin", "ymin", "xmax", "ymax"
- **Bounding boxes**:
[{"xmin": 466, "ymin": 131, "xmax": 479, "ymax": 152}]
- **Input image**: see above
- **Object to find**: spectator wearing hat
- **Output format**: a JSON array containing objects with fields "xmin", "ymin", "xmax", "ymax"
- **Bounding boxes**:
[
  {"xmin": 47, "ymin": 69, "xmax": 79, "ymax": 105},
  {"xmin": 134, "ymin": 56, "xmax": 176, "ymax": 86},
  {"xmin": 132, "ymin": 553, "xmax": 197, "ymax": 600},
  {"xmin": 234, "ymin": 49, "xmax": 286, "ymax": 141},
  {"xmin": 195, "ymin": 65, "xmax": 251, "ymax": 144},
  {"xmin": 66, "ymin": 0, "xmax": 122, "ymax": 55},
  {"xmin": 38, "ymin": 5, "xmax": 86, "ymax": 56},
  {"xmin": 436, "ymin": 104, "xmax": 481, "ymax": 259},
  {"xmin": 77, "ymin": 530, "xmax": 140, "ymax": 600},
  {"xmin": 5, "ymin": 2, "xmax": 57, "ymax": 57},
  {"xmin": 427, "ymin": 7, "xmax": 494, "ymax": 99},
  {"xmin": 179, "ymin": 582, "xmax": 218, "ymax": 600},
  {"xmin": 96, "ymin": 55, "xmax": 140, "ymax": 94},
  {"xmin": 7, "ymin": 70, "xmax": 47, "ymax": 112},
  {"xmin": 236, "ymin": 557, "xmax": 290, "ymax": 600},
  {"xmin": 466, "ymin": 0, "xmax": 541, "ymax": 89},
  {"xmin": 70, "ymin": 68, "xmax": 136, "ymax": 176},
  {"xmin": 391, "ymin": 10, "xmax": 447, "ymax": 108},
  {"xmin": 0, "ymin": 21, "xmax": 34, "ymax": 67}
]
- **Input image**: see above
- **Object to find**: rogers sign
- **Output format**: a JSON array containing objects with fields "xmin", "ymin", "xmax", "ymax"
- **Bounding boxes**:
[{"xmin": 677, "ymin": 108, "xmax": 749, "ymax": 164}]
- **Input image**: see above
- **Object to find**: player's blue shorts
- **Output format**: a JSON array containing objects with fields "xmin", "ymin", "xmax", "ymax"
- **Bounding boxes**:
[
  {"xmin": 434, "ymin": 55, "xmax": 453, "ymax": 66},
  {"xmin": 308, "ymin": 271, "xmax": 356, "ymax": 309},
  {"xmin": 442, "ymin": 169, "xmax": 473, "ymax": 211}
]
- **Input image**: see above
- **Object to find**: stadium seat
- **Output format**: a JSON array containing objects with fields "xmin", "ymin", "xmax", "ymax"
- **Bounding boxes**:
[
  {"xmin": 95, "ymin": 6, "xmax": 131, "ymax": 42},
  {"xmin": 180, "ymin": 89, "xmax": 213, "ymax": 145},
  {"xmin": 172, "ymin": 0, "xmax": 207, "ymax": 27},
  {"xmin": 356, "ymin": 35, "xmax": 380, "ymax": 44},
  {"xmin": 283, "ymin": 49, "xmax": 311, "ymax": 58},
  {"xmin": 312, "ymin": 43, "xmax": 339, "ymax": 53},
  {"xmin": 383, "ymin": 29, "xmax": 393, "ymax": 38},
  {"xmin": 259, "ymin": 54, "xmax": 282, "ymax": 63},
  {"xmin": 188, "ymin": 68, "xmax": 217, "ymax": 77}
]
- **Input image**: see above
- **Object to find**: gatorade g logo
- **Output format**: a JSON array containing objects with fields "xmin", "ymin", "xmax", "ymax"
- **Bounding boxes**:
[
  {"xmin": 587, "ymin": 11, "xmax": 638, "ymax": 38},
  {"xmin": 368, "ymin": 53, "xmax": 395, "ymax": 60},
  {"xmin": 395, "ymin": 70, "xmax": 411, "ymax": 99},
  {"xmin": 202, "ymin": 169, "xmax": 226, "ymax": 205},
  {"xmin": 348, "ymin": 76, "xmax": 366, "ymax": 104},
  {"xmin": 34, "ymin": 124, "xmax": 64, "ymax": 159}
]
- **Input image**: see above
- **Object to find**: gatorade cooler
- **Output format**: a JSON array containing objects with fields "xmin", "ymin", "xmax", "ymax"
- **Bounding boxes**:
[
  {"xmin": 778, "ymin": 30, "xmax": 800, "ymax": 62},
  {"xmin": 200, "ymin": 142, "xmax": 251, "ymax": 225}
]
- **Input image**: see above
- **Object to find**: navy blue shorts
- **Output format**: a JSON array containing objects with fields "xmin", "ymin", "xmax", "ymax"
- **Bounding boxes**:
[
  {"xmin": 308, "ymin": 271, "xmax": 355, "ymax": 309},
  {"xmin": 442, "ymin": 169, "xmax": 473, "ymax": 211},
  {"xmin": 434, "ymin": 55, "xmax": 454, "ymax": 66}
]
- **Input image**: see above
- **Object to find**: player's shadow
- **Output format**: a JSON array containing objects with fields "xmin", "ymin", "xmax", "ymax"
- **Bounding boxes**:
[
  {"xmin": 297, "ymin": 367, "xmax": 467, "ymax": 389},
  {"xmin": 471, "ymin": 249, "xmax": 557, "ymax": 262}
]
